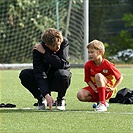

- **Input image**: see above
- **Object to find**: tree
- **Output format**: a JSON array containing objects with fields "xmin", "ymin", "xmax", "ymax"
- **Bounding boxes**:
[
  {"xmin": 0, "ymin": 0, "xmax": 68, "ymax": 63},
  {"xmin": 106, "ymin": 13, "xmax": 133, "ymax": 63}
]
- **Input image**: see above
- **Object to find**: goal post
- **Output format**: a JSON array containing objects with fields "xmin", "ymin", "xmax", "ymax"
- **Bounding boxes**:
[{"xmin": 84, "ymin": 0, "xmax": 89, "ymax": 63}]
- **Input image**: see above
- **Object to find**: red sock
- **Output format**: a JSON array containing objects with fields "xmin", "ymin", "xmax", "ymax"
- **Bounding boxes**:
[{"xmin": 97, "ymin": 87, "xmax": 106, "ymax": 106}]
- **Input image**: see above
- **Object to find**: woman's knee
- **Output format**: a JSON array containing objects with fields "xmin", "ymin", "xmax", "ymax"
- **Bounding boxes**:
[
  {"xmin": 55, "ymin": 69, "xmax": 72, "ymax": 79},
  {"xmin": 19, "ymin": 69, "xmax": 33, "ymax": 80},
  {"xmin": 19, "ymin": 69, "xmax": 26, "ymax": 80}
]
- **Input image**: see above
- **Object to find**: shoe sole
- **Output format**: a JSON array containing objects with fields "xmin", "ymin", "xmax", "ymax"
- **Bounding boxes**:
[
  {"xmin": 56, "ymin": 106, "xmax": 66, "ymax": 110},
  {"xmin": 38, "ymin": 105, "xmax": 46, "ymax": 110},
  {"xmin": 95, "ymin": 109, "xmax": 107, "ymax": 112}
]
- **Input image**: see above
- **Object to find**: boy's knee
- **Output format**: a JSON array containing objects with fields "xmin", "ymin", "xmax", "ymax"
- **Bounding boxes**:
[
  {"xmin": 77, "ymin": 91, "xmax": 83, "ymax": 101},
  {"xmin": 95, "ymin": 73, "xmax": 103, "ymax": 81}
]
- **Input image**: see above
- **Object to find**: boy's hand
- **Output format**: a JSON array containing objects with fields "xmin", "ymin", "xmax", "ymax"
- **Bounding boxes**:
[
  {"xmin": 93, "ymin": 88, "xmax": 98, "ymax": 93},
  {"xmin": 95, "ymin": 90, "xmax": 98, "ymax": 93},
  {"xmin": 106, "ymin": 87, "xmax": 114, "ymax": 92},
  {"xmin": 34, "ymin": 44, "xmax": 46, "ymax": 54}
]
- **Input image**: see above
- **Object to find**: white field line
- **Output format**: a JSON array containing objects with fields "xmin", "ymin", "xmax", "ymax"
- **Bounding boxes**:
[{"xmin": 0, "ymin": 108, "xmax": 133, "ymax": 115}]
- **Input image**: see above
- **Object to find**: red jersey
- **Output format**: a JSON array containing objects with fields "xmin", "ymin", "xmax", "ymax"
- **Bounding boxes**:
[{"xmin": 84, "ymin": 59, "xmax": 121, "ymax": 86}]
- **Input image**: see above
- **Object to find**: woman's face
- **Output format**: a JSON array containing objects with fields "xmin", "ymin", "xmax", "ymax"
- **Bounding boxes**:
[
  {"xmin": 47, "ymin": 42, "xmax": 61, "ymax": 52},
  {"xmin": 46, "ymin": 36, "xmax": 63, "ymax": 52}
]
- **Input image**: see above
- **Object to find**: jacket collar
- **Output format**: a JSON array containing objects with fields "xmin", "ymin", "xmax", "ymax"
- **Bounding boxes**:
[{"xmin": 41, "ymin": 41, "xmax": 53, "ymax": 53}]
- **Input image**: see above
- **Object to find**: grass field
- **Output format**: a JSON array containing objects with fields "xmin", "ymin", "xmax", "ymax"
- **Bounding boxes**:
[{"xmin": 0, "ymin": 67, "xmax": 133, "ymax": 133}]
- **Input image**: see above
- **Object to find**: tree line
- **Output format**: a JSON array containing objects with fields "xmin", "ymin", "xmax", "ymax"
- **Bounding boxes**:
[{"xmin": 0, "ymin": 0, "xmax": 133, "ymax": 63}]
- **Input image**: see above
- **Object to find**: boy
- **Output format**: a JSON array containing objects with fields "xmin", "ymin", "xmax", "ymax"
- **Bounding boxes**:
[
  {"xmin": 19, "ymin": 28, "xmax": 72, "ymax": 111},
  {"xmin": 77, "ymin": 39, "xmax": 123, "ymax": 112}
]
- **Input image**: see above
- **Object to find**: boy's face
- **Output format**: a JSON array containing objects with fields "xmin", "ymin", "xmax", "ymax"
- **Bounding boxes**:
[{"xmin": 88, "ymin": 48, "xmax": 102, "ymax": 60}]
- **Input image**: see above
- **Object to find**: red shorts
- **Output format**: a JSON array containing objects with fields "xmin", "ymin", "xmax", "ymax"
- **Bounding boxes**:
[{"xmin": 83, "ymin": 86, "xmax": 113, "ymax": 102}]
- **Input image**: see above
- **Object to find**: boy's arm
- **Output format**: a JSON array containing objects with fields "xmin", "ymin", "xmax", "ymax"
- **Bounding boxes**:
[
  {"xmin": 107, "ymin": 75, "xmax": 123, "ymax": 91},
  {"xmin": 113, "ymin": 75, "xmax": 123, "ymax": 90},
  {"xmin": 87, "ymin": 81, "xmax": 98, "ymax": 93},
  {"xmin": 107, "ymin": 61, "xmax": 123, "ymax": 91},
  {"xmin": 84, "ymin": 62, "xmax": 98, "ymax": 92}
]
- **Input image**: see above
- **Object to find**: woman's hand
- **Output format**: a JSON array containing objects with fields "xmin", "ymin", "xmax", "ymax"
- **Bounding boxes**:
[
  {"xmin": 45, "ymin": 94, "xmax": 55, "ymax": 111},
  {"xmin": 34, "ymin": 44, "xmax": 46, "ymax": 54}
]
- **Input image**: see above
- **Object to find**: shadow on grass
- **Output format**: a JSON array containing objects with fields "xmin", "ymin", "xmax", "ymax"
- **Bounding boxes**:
[{"xmin": 1, "ymin": 108, "xmax": 133, "ymax": 115}]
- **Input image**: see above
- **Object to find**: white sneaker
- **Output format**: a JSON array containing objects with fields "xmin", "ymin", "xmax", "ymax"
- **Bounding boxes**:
[
  {"xmin": 106, "ymin": 102, "xmax": 109, "ymax": 108},
  {"xmin": 93, "ymin": 102, "xmax": 109, "ymax": 108},
  {"xmin": 56, "ymin": 98, "xmax": 66, "ymax": 110},
  {"xmin": 95, "ymin": 103, "xmax": 107, "ymax": 112},
  {"xmin": 38, "ymin": 98, "xmax": 47, "ymax": 110},
  {"xmin": 42, "ymin": 98, "xmax": 47, "ymax": 107}
]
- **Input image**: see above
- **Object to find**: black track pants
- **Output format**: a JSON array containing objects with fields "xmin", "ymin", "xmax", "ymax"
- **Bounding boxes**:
[{"xmin": 19, "ymin": 69, "xmax": 72, "ymax": 99}]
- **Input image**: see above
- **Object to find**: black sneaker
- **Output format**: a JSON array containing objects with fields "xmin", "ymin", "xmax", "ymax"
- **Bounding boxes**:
[{"xmin": 56, "ymin": 97, "xmax": 66, "ymax": 110}]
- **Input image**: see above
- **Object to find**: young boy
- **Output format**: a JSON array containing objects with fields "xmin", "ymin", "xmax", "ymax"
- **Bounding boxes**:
[
  {"xmin": 77, "ymin": 39, "xmax": 123, "ymax": 112},
  {"xmin": 19, "ymin": 28, "xmax": 72, "ymax": 111}
]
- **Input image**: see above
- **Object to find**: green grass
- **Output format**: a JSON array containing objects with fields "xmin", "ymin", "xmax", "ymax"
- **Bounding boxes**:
[{"xmin": 0, "ymin": 68, "xmax": 133, "ymax": 133}]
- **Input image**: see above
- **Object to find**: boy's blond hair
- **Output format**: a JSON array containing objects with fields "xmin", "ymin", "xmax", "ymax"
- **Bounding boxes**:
[
  {"xmin": 87, "ymin": 39, "xmax": 105, "ymax": 54},
  {"xmin": 41, "ymin": 28, "xmax": 63, "ymax": 46}
]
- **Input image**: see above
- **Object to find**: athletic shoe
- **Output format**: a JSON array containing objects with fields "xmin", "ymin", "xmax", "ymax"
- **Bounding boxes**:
[
  {"xmin": 92, "ymin": 103, "xmax": 98, "ymax": 108},
  {"xmin": 56, "ymin": 97, "xmax": 66, "ymax": 110},
  {"xmin": 106, "ymin": 102, "xmax": 109, "ymax": 108},
  {"xmin": 38, "ymin": 97, "xmax": 47, "ymax": 110},
  {"xmin": 92, "ymin": 102, "xmax": 109, "ymax": 108},
  {"xmin": 34, "ymin": 101, "xmax": 56, "ymax": 106},
  {"xmin": 95, "ymin": 102, "xmax": 107, "ymax": 112}
]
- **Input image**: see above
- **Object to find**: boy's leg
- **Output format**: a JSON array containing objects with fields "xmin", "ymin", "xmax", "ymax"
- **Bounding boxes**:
[
  {"xmin": 95, "ymin": 73, "xmax": 108, "ymax": 111},
  {"xmin": 19, "ymin": 69, "xmax": 41, "ymax": 99},
  {"xmin": 77, "ymin": 86, "xmax": 99, "ymax": 102},
  {"xmin": 95, "ymin": 73, "xmax": 108, "ymax": 105}
]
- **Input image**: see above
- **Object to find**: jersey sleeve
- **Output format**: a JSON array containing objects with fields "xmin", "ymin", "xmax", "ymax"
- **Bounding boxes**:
[
  {"xmin": 110, "ymin": 64, "xmax": 121, "ymax": 80},
  {"xmin": 84, "ymin": 61, "xmax": 91, "ymax": 83},
  {"xmin": 108, "ymin": 62, "xmax": 122, "ymax": 80}
]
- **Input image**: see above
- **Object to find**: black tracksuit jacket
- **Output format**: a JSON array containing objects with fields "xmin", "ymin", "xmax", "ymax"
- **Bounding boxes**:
[{"xmin": 33, "ymin": 37, "xmax": 71, "ymax": 96}]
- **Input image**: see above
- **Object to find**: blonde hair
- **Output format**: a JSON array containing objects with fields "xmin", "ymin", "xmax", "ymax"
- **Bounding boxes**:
[
  {"xmin": 87, "ymin": 39, "xmax": 105, "ymax": 54},
  {"xmin": 41, "ymin": 28, "xmax": 63, "ymax": 46}
]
